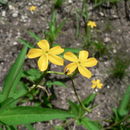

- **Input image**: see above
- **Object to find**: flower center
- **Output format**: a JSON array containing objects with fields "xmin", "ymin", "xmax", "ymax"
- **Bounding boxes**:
[
  {"xmin": 77, "ymin": 60, "xmax": 81, "ymax": 65},
  {"xmin": 45, "ymin": 51, "xmax": 49, "ymax": 54}
]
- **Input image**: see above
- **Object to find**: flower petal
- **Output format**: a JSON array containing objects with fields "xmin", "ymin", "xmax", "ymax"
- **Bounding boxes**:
[
  {"xmin": 37, "ymin": 40, "xmax": 49, "ymax": 51},
  {"xmin": 48, "ymin": 54, "xmax": 64, "ymax": 66},
  {"xmin": 49, "ymin": 46, "xmax": 64, "ymax": 55},
  {"xmin": 27, "ymin": 48, "xmax": 43, "ymax": 58},
  {"xmin": 82, "ymin": 58, "xmax": 98, "ymax": 67},
  {"xmin": 97, "ymin": 79, "xmax": 100, "ymax": 84},
  {"xmin": 79, "ymin": 50, "xmax": 89, "ymax": 60},
  {"xmin": 64, "ymin": 63, "xmax": 77, "ymax": 75},
  {"xmin": 91, "ymin": 84, "xmax": 96, "ymax": 89},
  {"xmin": 87, "ymin": 21, "xmax": 96, "ymax": 28},
  {"xmin": 91, "ymin": 80, "xmax": 96, "ymax": 84},
  {"xmin": 98, "ymin": 83, "xmax": 103, "ymax": 89},
  {"xmin": 64, "ymin": 52, "xmax": 78, "ymax": 62},
  {"xmin": 38, "ymin": 55, "xmax": 48, "ymax": 71},
  {"xmin": 78, "ymin": 66, "xmax": 92, "ymax": 78}
]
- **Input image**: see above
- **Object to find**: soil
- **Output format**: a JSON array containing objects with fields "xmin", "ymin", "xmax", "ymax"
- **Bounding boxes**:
[{"xmin": 0, "ymin": 0, "xmax": 130, "ymax": 130}]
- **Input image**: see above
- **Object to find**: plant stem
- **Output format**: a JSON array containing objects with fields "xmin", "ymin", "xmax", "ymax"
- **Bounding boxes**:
[
  {"xmin": 47, "ymin": 71, "xmax": 65, "ymax": 75},
  {"xmin": 70, "ymin": 76, "xmax": 91, "ymax": 112}
]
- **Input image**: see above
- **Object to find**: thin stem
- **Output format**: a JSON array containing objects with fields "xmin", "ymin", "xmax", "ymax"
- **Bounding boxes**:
[
  {"xmin": 47, "ymin": 71, "xmax": 65, "ymax": 75},
  {"xmin": 70, "ymin": 76, "xmax": 91, "ymax": 112},
  {"xmin": 37, "ymin": 85, "xmax": 51, "ymax": 97}
]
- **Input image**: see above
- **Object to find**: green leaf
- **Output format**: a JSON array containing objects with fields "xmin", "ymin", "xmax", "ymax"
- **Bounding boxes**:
[
  {"xmin": 113, "ymin": 108, "xmax": 120, "ymax": 122},
  {"xmin": 68, "ymin": 100, "xmax": 80, "ymax": 116},
  {"xmin": 7, "ymin": 69, "xmax": 23, "ymax": 98},
  {"xmin": 22, "ymin": 69, "xmax": 42, "ymax": 82},
  {"xmin": 0, "ymin": 0, "xmax": 8, "ymax": 4},
  {"xmin": 82, "ymin": 94, "xmax": 96, "ymax": 107},
  {"xmin": 0, "ymin": 106, "xmax": 75, "ymax": 125},
  {"xmin": 54, "ymin": 125, "xmax": 64, "ymax": 130},
  {"xmin": 46, "ymin": 81, "xmax": 67, "ymax": 88},
  {"xmin": 5, "ymin": 125, "xmax": 17, "ymax": 130},
  {"xmin": 28, "ymin": 31, "xmax": 41, "ymax": 41},
  {"xmin": 13, "ymin": 81, "xmax": 28, "ymax": 99},
  {"xmin": 56, "ymin": 19, "xmax": 66, "ymax": 34},
  {"xmin": 0, "ymin": 94, "xmax": 4, "ymax": 103},
  {"xmin": 117, "ymin": 85, "xmax": 130, "ymax": 117},
  {"xmin": 52, "ymin": 43, "xmax": 60, "ymax": 47},
  {"xmin": 78, "ymin": 117, "xmax": 102, "ymax": 130},
  {"xmin": 18, "ymin": 39, "xmax": 34, "ymax": 48},
  {"xmin": 54, "ymin": 0, "xmax": 64, "ymax": 9},
  {"xmin": 0, "ymin": 97, "xmax": 15, "ymax": 110},
  {"xmin": 64, "ymin": 48, "xmax": 81, "ymax": 54},
  {"xmin": 2, "ymin": 45, "xmax": 28, "ymax": 101}
]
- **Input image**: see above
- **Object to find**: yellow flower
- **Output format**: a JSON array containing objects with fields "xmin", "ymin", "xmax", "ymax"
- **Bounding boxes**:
[
  {"xmin": 91, "ymin": 79, "xmax": 103, "ymax": 89},
  {"xmin": 27, "ymin": 40, "xmax": 64, "ymax": 71},
  {"xmin": 87, "ymin": 21, "xmax": 96, "ymax": 28},
  {"xmin": 28, "ymin": 6, "xmax": 37, "ymax": 11},
  {"xmin": 64, "ymin": 50, "xmax": 98, "ymax": 78}
]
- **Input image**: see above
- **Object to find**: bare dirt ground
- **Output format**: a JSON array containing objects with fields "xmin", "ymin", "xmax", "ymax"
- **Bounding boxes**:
[{"xmin": 0, "ymin": 0, "xmax": 130, "ymax": 129}]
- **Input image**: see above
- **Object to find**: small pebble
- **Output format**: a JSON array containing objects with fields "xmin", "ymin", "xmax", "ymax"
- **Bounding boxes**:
[
  {"xmin": 113, "ymin": 15, "xmax": 118, "ymax": 18},
  {"xmin": 95, "ymin": 89, "xmax": 99, "ymax": 92},
  {"xmin": 13, "ymin": 42, "xmax": 18, "ymax": 45},
  {"xmin": 107, "ymin": 85, "xmax": 110, "ymax": 89},
  {"xmin": 99, "ymin": 12, "xmax": 105, "ymax": 17},
  {"xmin": 2, "ymin": 11, "xmax": 6, "ymax": 17},
  {"xmin": 104, "ymin": 37, "xmax": 111, "ymax": 43},
  {"xmin": 12, "ymin": 11, "xmax": 19, "ymax": 17},
  {"xmin": 8, "ymin": 5, "xmax": 15, "ymax": 10},
  {"xmin": 76, "ymin": 43, "xmax": 80, "ymax": 46},
  {"xmin": 68, "ymin": 0, "xmax": 72, "ymax": 3},
  {"xmin": 113, "ymin": 49, "xmax": 117, "ymax": 53}
]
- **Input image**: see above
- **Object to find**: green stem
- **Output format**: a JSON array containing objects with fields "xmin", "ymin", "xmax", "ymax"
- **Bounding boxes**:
[
  {"xmin": 70, "ymin": 76, "xmax": 91, "ymax": 112},
  {"xmin": 47, "ymin": 71, "xmax": 65, "ymax": 75}
]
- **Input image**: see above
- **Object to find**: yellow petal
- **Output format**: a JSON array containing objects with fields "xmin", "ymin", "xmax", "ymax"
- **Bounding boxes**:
[
  {"xmin": 91, "ymin": 80, "xmax": 96, "ymax": 84},
  {"xmin": 49, "ymin": 46, "xmax": 64, "ymax": 55},
  {"xmin": 64, "ymin": 52, "xmax": 78, "ymax": 62},
  {"xmin": 91, "ymin": 84, "xmax": 96, "ymax": 89},
  {"xmin": 82, "ymin": 58, "xmax": 98, "ymax": 67},
  {"xmin": 38, "ymin": 55, "xmax": 48, "ymax": 71},
  {"xmin": 48, "ymin": 54, "xmax": 64, "ymax": 66},
  {"xmin": 79, "ymin": 50, "xmax": 88, "ymax": 60},
  {"xmin": 27, "ymin": 48, "xmax": 43, "ymax": 58},
  {"xmin": 87, "ymin": 21, "xmax": 96, "ymax": 28},
  {"xmin": 64, "ymin": 63, "xmax": 77, "ymax": 75},
  {"xmin": 37, "ymin": 40, "xmax": 49, "ymax": 51},
  {"xmin": 28, "ymin": 6, "xmax": 37, "ymax": 11},
  {"xmin": 98, "ymin": 83, "xmax": 103, "ymax": 89},
  {"xmin": 78, "ymin": 66, "xmax": 92, "ymax": 78},
  {"xmin": 97, "ymin": 79, "xmax": 100, "ymax": 84}
]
